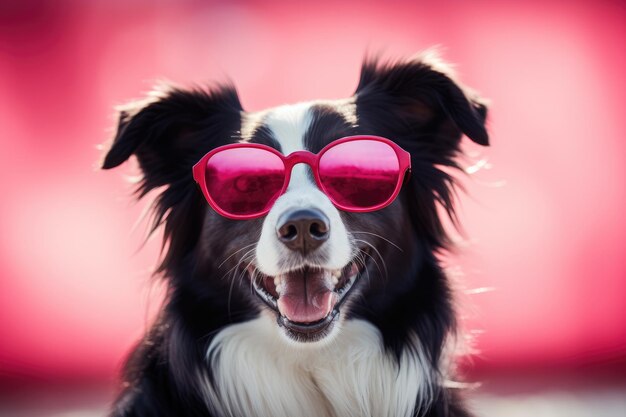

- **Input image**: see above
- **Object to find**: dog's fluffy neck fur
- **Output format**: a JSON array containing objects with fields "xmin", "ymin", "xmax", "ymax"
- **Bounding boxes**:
[{"xmin": 202, "ymin": 315, "xmax": 435, "ymax": 417}]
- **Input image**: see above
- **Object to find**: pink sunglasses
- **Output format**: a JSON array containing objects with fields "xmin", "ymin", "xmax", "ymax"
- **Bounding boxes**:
[{"xmin": 192, "ymin": 135, "xmax": 411, "ymax": 220}]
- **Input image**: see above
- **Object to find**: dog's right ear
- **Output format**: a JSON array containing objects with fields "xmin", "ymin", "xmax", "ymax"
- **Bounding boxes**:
[
  {"xmin": 101, "ymin": 84, "xmax": 242, "ymax": 193},
  {"xmin": 101, "ymin": 84, "xmax": 243, "ymax": 274}
]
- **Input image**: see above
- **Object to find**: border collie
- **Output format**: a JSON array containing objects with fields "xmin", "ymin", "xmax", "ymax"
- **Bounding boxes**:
[{"xmin": 102, "ymin": 51, "xmax": 489, "ymax": 417}]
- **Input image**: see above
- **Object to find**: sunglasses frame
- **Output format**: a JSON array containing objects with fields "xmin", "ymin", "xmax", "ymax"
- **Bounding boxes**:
[{"xmin": 192, "ymin": 135, "xmax": 411, "ymax": 220}]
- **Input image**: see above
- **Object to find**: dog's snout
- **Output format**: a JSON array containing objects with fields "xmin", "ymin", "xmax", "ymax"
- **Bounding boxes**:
[{"xmin": 276, "ymin": 208, "xmax": 330, "ymax": 254}]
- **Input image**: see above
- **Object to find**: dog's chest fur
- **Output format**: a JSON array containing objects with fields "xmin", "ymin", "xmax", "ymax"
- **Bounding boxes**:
[{"xmin": 201, "ymin": 315, "xmax": 434, "ymax": 417}]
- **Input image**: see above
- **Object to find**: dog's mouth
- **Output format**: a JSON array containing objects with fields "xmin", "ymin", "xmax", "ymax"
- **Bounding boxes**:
[{"xmin": 245, "ymin": 252, "xmax": 367, "ymax": 341}]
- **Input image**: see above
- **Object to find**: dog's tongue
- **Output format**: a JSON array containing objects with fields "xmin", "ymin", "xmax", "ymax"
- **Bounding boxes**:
[{"xmin": 277, "ymin": 268, "xmax": 337, "ymax": 323}]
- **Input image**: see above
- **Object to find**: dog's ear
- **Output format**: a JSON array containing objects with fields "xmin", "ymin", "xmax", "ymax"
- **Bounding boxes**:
[
  {"xmin": 354, "ymin": 52, "xmax": 489, "ymax": 148},
  {"xmin": 354, "ymin": 53, "xmax": 489, "ymax": 250},
  {"xmin": 101, "ymin": 84, "xmax": 242, "ymax": 191},
  {"xmin": 101, "ymin": 84, "xmax": 243, "ymax": 274}
]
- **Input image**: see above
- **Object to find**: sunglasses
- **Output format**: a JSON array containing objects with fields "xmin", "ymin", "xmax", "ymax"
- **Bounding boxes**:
[{"xmin": 192, "ymin": 135, "xmax": 411, "ymax": 220}]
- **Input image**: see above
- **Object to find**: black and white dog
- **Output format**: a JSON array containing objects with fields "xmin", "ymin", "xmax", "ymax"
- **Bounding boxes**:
[{"xmin": 102, "ymin": 52, "xmax": 489, "ymax": 417}]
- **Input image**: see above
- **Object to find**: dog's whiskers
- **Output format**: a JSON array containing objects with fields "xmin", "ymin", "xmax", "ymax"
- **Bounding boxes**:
[
  {"xmin": 227, "ymin": 247, "xmax": 257, "ymax": 318},
  {"xmin": 243, "ymin": 257, "xmax": 259, "ymax": 298},
  {"xmin": 353, "ymin": 238, "xmax": 389, "ymax": 282},
  {"xmin": 218, "ymin": 243, "xmax": 257, "ymax": 269},
  {"xmin": 351, "ymin": 231, "xmax": 403, "ymax": 252}
]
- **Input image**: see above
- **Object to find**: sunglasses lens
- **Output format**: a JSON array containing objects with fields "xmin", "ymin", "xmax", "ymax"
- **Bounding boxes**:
[
  {"xmin": 205, "ymin": 147, "xmax": 285, "ymax": 217},
  {"xmin": 319, "ymin": 140, "xmax": 400, "ymax": 209}
]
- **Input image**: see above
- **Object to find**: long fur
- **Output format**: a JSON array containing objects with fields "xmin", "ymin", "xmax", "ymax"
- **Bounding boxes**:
[
  {"xmin": 202, "ymin": 316, "xmax": 432, "ymax": 417},
  {"xmin": 102, "ymin": 52, "xmax": 488, "ymax": 417}
]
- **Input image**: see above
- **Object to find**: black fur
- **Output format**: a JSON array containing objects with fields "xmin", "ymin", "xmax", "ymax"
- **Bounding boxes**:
[{"xmin": 103, "ymin": 54, "xmax": 489, "ymax": 417}]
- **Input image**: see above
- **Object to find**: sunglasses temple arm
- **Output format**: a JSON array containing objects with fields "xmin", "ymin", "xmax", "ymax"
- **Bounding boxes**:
[{"xmin": 403, "ymin": 168, "xmax": 412, "ymax": 183}]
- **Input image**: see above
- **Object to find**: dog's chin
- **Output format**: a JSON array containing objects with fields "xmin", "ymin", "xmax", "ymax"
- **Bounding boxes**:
[{"xmin": 245, "ymin": 253, "xmax": 367, "ymax": 343}]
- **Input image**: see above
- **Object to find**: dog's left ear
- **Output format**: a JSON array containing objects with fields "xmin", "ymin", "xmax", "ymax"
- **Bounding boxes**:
[{"xmin": 354, "ymin": 53, "xmax": 489, "ymax": 147}]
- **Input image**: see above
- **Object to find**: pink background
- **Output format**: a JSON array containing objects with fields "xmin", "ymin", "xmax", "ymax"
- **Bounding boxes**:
[{"xmin": 0, "ymin": 0, "xmax": 625, "ymax": 387}]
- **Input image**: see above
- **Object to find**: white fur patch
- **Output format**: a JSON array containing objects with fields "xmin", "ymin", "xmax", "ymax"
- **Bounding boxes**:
[
  {"xmin": 254, "ymin": 103, "xmax": 353, "ymax": 277},
  {"xmin": 201, "ymin": 315, "xmax": 434, "ymax": 417}
]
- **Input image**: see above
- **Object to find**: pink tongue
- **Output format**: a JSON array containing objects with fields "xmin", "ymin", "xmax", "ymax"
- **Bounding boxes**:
[{"xmin": 276, "ymin": 269, "xmax": 337, "ymax": 323}]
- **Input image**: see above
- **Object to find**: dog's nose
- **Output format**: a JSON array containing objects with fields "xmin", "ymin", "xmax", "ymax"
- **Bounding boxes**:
[{"xmin": 276, "ymin": 208, "xmax": 330, "ymax": 254}]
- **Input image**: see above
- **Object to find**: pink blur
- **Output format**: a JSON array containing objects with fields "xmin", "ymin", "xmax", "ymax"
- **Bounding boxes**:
[{"xmin": 0, "ymin": 0, "xmax": 624, "ymax": 388}]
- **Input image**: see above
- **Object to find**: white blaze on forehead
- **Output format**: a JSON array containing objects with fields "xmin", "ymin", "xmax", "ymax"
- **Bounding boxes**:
[
  {"xmin": 264, "ymin": 101, "xmax": 313, "ymax": 154},
  {"xmin": 264, "ymin": 102, "xmax": 314, "ymax": 189}
]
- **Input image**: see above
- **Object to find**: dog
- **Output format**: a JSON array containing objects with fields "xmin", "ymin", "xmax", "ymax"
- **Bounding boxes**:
[{"xmin": 102, "ymin": 51, "xmax": 489, "ymax": 417}]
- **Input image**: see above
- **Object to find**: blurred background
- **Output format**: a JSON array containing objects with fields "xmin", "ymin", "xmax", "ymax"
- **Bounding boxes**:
[{"xmin": 0, "ymin": 0, "xmax": 625, "ymax": 416}]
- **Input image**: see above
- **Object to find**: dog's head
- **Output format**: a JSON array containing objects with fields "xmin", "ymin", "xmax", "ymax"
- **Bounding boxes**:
[{"xmin": 102, "ymin": 53, "xmax": 488, "ymax": 345}]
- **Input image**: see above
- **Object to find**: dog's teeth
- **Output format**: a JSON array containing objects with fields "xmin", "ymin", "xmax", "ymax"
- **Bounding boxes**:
[
  {"xmin": 274, "ymin": 277, "xmax": 281, "ymax": 287},
  {"xmin": 332, "ymin": 269, "xmax": 342, "ymax": 279},
  {"xmin": 275, "ymin": 284, "xmax": 283, "ymax": 294},
  {"xmin": 331, "ymin": 276, "xmax": 339, "ymax": 286}
]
